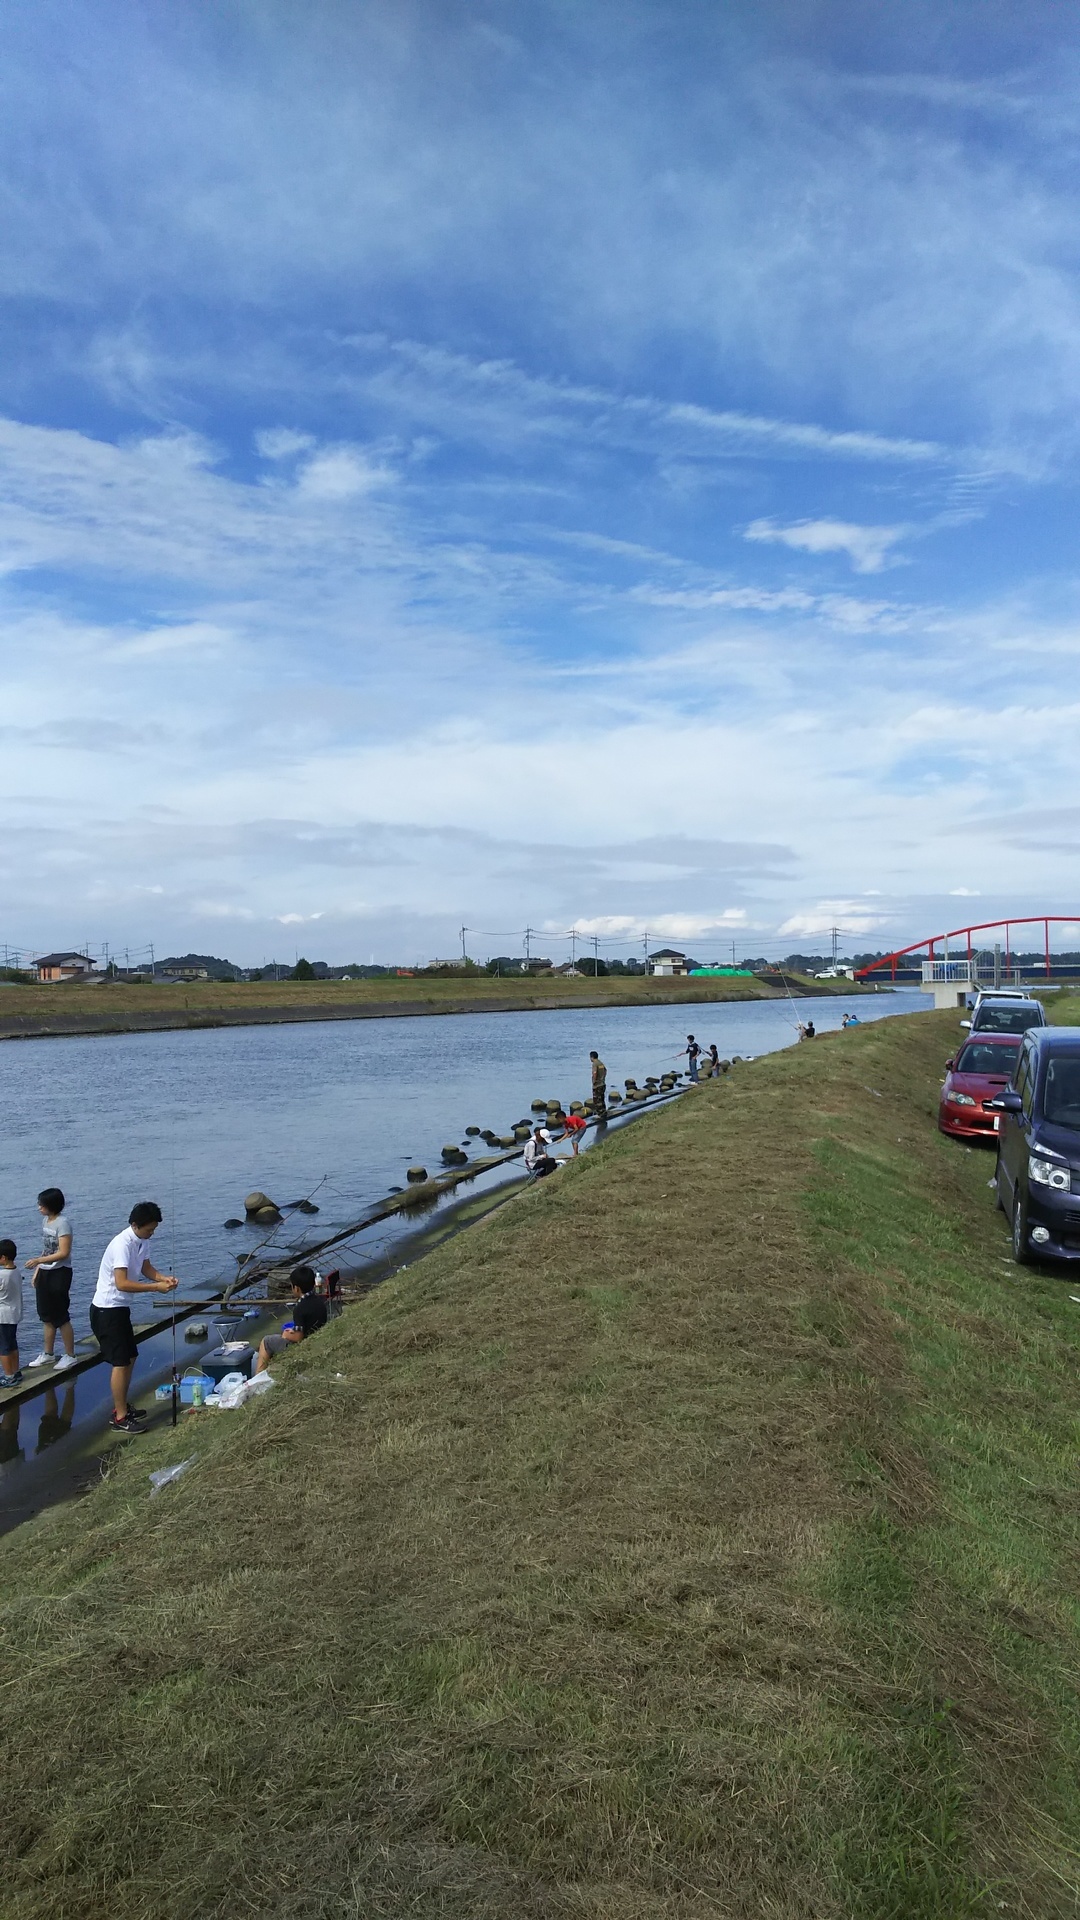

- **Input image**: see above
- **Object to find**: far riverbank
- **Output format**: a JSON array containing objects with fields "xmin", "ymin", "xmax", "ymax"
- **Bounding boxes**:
[{"xmin": 0, "ymin": 968, "xmax": 876, "ymax": 1042}]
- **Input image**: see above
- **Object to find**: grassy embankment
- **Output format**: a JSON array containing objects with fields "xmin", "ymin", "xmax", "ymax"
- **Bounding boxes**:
[
  {"xmin": 0, "ymin": 968, "xmax": 864, "ymax": 1039},
  {"xmin": 1, "ymin": 1009, "xmax": 1078, "ymax": 1918}
]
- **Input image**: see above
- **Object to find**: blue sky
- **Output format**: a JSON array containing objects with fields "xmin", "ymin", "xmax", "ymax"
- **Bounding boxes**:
[{"xmin": 3, "ymin": 0, "xmax": 1080, "ymax": 965}]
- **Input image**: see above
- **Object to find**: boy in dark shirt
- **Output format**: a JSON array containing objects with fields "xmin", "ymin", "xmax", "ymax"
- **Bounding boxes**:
[{"xmin": 254, "ymin": 1266, "xmax": 327, "ymax": 1374}]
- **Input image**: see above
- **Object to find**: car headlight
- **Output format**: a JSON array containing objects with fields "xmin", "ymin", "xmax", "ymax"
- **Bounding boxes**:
[
  {"xmin": 948, "ymin": 1092, "xmax": 976, "ymax": 1107},
  {"xmin": 1029, "ymin": 1157, "xmax": 1071, "ymax": 1192}
]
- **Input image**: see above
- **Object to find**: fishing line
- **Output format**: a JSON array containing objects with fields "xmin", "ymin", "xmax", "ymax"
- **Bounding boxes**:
[{"xmin": 774, "ymin": 961, "xmax": 807, "ymax": 1036}]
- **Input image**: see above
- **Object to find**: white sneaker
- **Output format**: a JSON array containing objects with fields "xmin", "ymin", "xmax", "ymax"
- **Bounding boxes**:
[
  {"xmin": 27, "ymin": 1352, "xmax": 54, "ymax": 1369},
  {"xmin": 52, "ymin": 1353, "xmax": 78, "ymax": 1372}
]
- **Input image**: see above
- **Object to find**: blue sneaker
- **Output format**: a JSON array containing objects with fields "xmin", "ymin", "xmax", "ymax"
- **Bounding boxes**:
[{"xmin": 0, "ymin": 1372, "xmax": 24, "ymax": 1389}]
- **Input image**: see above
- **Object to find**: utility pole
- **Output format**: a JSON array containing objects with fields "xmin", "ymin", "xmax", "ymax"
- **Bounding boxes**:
[
  {"xmin": 524, "ymin": 926, "xmax": 533, "ymax": 964},
  {"xmin": 592, "ymin": 935, "xmax": 599, "ymax": 975},
  {"xmin": 831, "ymin": 925, "xmax": 839, "ymax": 969},
  {"xmin": 460, "ymin": 925, "xmax": 468, "ymax": 965},
  {"xmin": 732, "ymin": 940, "xmax": 736, "ymax": 967},
  {"xmin": 149, "ymin": 941, "xmax": 155, "ymax": 981},
  {"xmin": 643, "ymin": 929, "xmax": 650, "ymax": 973},
  {"xmin": 570, "ymin": 926, "xmax": 578, "ymax": 967}
]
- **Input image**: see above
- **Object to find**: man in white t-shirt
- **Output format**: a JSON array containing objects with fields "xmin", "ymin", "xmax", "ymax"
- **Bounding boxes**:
[{"xmin": 91, "ymin": 1202, "xmax": 178, "ymax": 1433}]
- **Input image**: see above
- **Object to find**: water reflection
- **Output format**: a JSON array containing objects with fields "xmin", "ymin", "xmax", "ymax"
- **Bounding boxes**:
[
  {"xmin": 0, "ymin": 1383, "xmax": 77, "ymax": 1479},
  {"xmin": 0, "ymin": 1402, "xmax": 22, "ymax": 1474},
  {"xmin": 37, "ymin": 1382, "xmax": 75, "ymax": 1452}
]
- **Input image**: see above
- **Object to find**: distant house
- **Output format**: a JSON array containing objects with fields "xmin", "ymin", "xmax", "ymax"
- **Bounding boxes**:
[
  {"xmin": 554, "ymin": 964, "xmax": 583, "ymax": 977},
  {"xmin": 649, "ymin": 947, "xmax": 691, "ymax": 977},
  {"xmin": 158, "ymin": 965, "xmax": 209, "ymax": 982},
  {"xmin": 35, "ymin": 952, "xmax": 98, "ymax": 983}
]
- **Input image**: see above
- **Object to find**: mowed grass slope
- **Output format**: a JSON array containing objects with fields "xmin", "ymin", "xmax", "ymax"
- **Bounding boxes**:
[{"xmin": 1, "ymin": 1011, "xmax": 1078, "ymax": 1918}]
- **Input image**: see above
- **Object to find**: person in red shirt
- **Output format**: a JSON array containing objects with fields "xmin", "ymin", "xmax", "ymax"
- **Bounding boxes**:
[{"xmin": 563, "ymin": 1112, "xmax": 587, "ymax": 1155}]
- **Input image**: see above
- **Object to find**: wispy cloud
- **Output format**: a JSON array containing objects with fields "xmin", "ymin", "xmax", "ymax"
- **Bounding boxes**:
[{"xmin": 744, "ymin": 517, "xmax": 909, "ymax": 574}]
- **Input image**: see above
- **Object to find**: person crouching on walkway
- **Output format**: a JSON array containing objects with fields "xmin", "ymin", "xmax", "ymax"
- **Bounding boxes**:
[
  {"xmin": 563, "ymin": 1111, "xmax": 587, "ymax": 1155},
  {"xmin": 91, "ymin": 1203, "xmax": 178, "ymax": 1434},
  {"xmin": 255, "ymin": 1266, "xmax": 327, "ymax": 1374},
  {"xmin": 0, "ymin": 1241, "xmax": 24, "ymax": 1388},
  {"xmin": 524, "ymin": 1127, "xmax": 558, "ymax": 1178}
]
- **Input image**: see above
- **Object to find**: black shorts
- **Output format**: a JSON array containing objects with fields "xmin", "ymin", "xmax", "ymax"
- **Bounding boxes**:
[
  {"xmin": 89, "ymin": 1304, "xmax": 138, "ymax": 1367},
  {"xmin": 0, "ymin": 1323, "xmax": 18, "ymax": 1357},
  {"xmin": 35, "ymin": 1269, "xmax": 72, "ymax": 1329}
]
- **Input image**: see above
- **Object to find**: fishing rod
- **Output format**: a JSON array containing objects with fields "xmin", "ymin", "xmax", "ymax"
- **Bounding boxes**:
[
  {"xmin": 773, "ymin": 962, "xmax": 810, "ymax": 1034},
  {"xmin": 170, "ymin": 1151, "xmax": 180, "ymax": 1429},
  {"xmin": 219, "ymin": 1174, "xmax": 330, "ymax": 1306},
  {"xmin": 147, "ymin": 1076, "xmax": 688, "ymax": 1339}
]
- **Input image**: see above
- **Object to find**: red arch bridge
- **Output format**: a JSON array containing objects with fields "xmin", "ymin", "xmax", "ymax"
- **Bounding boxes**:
[{"xmin": 854, "ymin": 916, "xmax": 1080, "ymax": 1008}]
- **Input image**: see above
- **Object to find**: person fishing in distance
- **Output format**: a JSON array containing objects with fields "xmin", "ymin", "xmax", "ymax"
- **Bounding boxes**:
[{"xmin": 678, "ymin": 1034, "xmax": 701, "ymax": 1082}]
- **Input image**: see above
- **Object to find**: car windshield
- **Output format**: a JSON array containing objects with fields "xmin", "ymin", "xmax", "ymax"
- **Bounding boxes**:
[
  {"xmin": 1042, "ymin": 1057, "xmax": 1080, "ymax": 1131},
  {"xmin": 955, "ymin": 1042, "xmax": 1020, "ymax": 1076},
  {"xmin": 974, "ymin": 1006, "xmax": 1042, "ymax": 1034}
]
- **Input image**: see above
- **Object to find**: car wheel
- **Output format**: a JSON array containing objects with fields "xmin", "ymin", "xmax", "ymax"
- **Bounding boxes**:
[{"xmin": 1012, "ymin": 1188, "xmax": 1032, "ymax": 1266}]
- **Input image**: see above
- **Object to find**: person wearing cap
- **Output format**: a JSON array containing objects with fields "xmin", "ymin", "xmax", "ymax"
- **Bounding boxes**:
[{"xmin": 524, "ymin": 1128, "xmax": 558, "ymax": 1179}]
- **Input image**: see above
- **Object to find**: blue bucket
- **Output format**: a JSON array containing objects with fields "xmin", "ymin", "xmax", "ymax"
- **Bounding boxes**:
[{"xmin": 155, "ymin": 1373, "xmax": 214, "ymax": 1405}]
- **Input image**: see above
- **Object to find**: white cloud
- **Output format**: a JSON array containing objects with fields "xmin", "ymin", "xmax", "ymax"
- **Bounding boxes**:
[
  {"xmin": 778, "ymin": 901, "xmax": 891, "ymax": 939},
  {"xmin": 296, "ymin": 448, "xmax": 392, "ymax": 500},
  {"xmin": 949, "ymin": 887, "xmax": 981, "ymax": 896},
  {"xmin": 569, "ymin": 910, "xmax": 749, "ymax": 941},
  {"xmin": 745, "ymin": 518, "xmax": 909, "ymax": 574},
  {"xmin": 256, "ymin": 429, "xmax": 316, "ymax": 460}
]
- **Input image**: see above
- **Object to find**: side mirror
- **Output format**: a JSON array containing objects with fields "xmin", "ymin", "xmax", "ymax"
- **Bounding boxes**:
[
  {"xmin": 960, "ymin": 1020, "xmax": 971, "ymax": 1029},
  {"xmin": 944, "ymin": 1058, "xmax": 955, "ymax": 1070},
  {"xmin": 985, "ymin": 1091, "xmax": 1023, "ymax": 1114}
]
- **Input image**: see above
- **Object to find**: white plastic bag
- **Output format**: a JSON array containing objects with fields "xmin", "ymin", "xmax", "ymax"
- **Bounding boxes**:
[{"xmin": 149, "ymin": 1457, "xmax": 196, "ymax": 1496}]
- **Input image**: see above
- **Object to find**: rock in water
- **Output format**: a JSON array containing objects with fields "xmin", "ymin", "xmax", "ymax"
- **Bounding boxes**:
[
  {"xmin": 255, "ymin": 1205, "xmax": 280, "ymax": 1222},
  {"xmin": 465, "ymin": 1126, "xmax": 481, "ymax": 1136},
  {"xmin": 406, "ymin": 1166, "xmax": 428, "ymax": 1183},
  {"xmin": 223, "ymin": 1218, "xmax": 243, "ymax": 1230},
  {"xmin": 244, "ymin": 1190, "xmax": 275, "ymax": 1216}
]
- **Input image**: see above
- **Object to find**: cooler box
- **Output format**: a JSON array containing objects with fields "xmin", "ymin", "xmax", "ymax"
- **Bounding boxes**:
[{"xmin": 202, "ymin": 1343, "xmax": 256, "ymax": 1384}]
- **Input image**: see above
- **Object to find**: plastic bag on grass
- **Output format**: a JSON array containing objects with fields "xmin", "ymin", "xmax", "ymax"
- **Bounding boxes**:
[
  {"xmin": 214, "ymin": 1372, "xmax": 275, "ymax": 1410},
  {"xmin": 149, "ymin": 1458, "xmax": 196, "ymax": 1496}
]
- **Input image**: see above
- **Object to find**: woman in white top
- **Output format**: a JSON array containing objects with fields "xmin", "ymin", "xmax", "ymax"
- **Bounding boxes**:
[{"xmin": 24, "ymin": 1187, "xmax": 77, "ymax": 1369}]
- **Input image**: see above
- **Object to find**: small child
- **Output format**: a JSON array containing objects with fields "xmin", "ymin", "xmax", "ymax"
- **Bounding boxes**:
[
  {"xmin": 0, "ymin": 1241, "xmax": 24, "ymax": 1388},
  {"xmin": 563, "ymin": 1111, "xmax": 587, "ymax": 1155}
]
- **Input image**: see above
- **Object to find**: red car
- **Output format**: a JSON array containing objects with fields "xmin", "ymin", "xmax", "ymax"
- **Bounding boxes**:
[{"xmin": 939, "ymin": 1033, "xmax": 1022, "ymax": 1142}]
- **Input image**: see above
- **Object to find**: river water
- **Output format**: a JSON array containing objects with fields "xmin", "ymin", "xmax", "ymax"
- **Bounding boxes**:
[{"xmin": 0, "ymin": 989, "xmax": 922, "ymax": 1524}]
